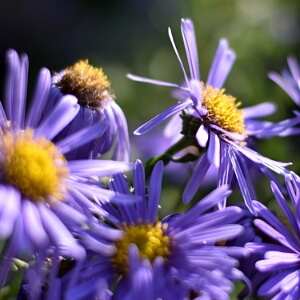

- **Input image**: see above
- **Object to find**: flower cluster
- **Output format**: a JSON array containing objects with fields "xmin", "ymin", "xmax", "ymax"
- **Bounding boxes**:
[{"xmin": 1, "ymin": 18, "xmax": 300, "ymax": 300}]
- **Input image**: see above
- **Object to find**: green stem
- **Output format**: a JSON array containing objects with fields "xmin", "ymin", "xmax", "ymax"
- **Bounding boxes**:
[{"xmin": 145, "ymin": 136, "xmax": 199, "ymax": 178}]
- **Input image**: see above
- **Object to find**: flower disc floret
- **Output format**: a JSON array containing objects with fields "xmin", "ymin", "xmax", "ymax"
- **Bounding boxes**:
[
  {"xmin": 56, "ymin": 59, "xmax": 113, "ymax": 109},
  {"xmin": 201, "ymin": 83, "xmax": 246, "ymax": 136},
  {"xmin": 1, "ymin": 129, "xmax": 69, "ymax": 202},
  {"xmin": 111, "ymin": 222, "xmax": 171, "ymax": 274}
]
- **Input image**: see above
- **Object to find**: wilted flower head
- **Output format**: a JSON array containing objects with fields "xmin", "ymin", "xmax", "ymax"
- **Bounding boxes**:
[
  {"xmin": 61, "ymin": 160, "xmax": 249, "ymax": 300},
  {"xmin": 128, "ymin": 18, "xmax": 291, "ymax": 213},
  {"xmin": 0, "ymin": 49, "xmax": 135, "ymax": 293},
  {"xmin": 44, "ymin": 59, "xmax": 130, "ymax": 161}
]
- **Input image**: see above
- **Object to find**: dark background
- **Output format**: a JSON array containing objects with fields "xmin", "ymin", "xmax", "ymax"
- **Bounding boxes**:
[{"xmin": 1, "ymin": 0, "xmax": 300, "ymax": 210}]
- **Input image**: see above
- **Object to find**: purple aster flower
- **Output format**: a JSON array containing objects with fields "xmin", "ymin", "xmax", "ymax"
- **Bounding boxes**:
[
  {"xmin": 0, "ymin": 49, "xmax": 135, "ymax": 292},
  {"xmin": 60, "ymin": 160, "xmax": 249, "ymax": 300},
  {"xmin": 43, "ymin": 59, "xmax": 130, "ymax": 161},
  {"xmin": 128, "ymin": 18, "xmax": 291, "ymax": 213},
  {"xmin": 246, "ymin": 172, "xmax": 300, "ymax": 299}
]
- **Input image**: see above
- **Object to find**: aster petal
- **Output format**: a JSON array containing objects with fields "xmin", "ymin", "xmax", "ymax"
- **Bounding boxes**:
[
  {"xmin": 0, "ymin": 102, "xmax": 7, "ymax": 127},
  {"xmin": 4, "ymin": 49, "xmax": 28, "ymax": 127},
  {"xmin": 182, "ymin": 153, "xmax": 211, "ymax": 203},
  {"xmin": 0, "ymin": 185, "xmax": 21, "ymax": 239},
  {"xmin": 51, "ymin": 201, "xmax": 88, "ymax": 225},
  {"xmin": 269, "ymin": 72, "xmax": 300, "ymax": 105},
  {"xmin": 168, "ymin": 27, "xmax": 190, "ymax": 87},
  {"xmin": 56, "ymin": 122, "xmax": 107, "ymax": 154},
  {"xmin": 258, "ymin": 269, "xmax": 297, "ymax": 296},
  {"xmin": 134, "ymin": 100, "xmax": 193, "ymax": 135},
  {"xmin": 109, "ymin": 174, "xmax": 137, "ymax": 223},
  {"xmin": 229, "ymin": 141, "xmax": 292, "ymax": 175},
  {"xmin": 256, "ymin": 251, "xmax": 300, "ymax": 271},
  {"xmin": 81, "ymin": 232, "xmax": 117, "ymax": 256},
  {"xmin": 243, "ymin": 102, "xmax": 276, "ymax": 119},
  {"xmin": 35, "ymin": 95, "xmax": 79, "ymax": 140},
  {"xmin": 148, "ymin": 160, "xmax": 164, "ymax": 223},
  {"xmin": 69, "ymin": 180, "xmax": 138, "ymax": 208},
  {"xmin": 185, "ymin": 206, "xmax": 243, "ymax": 231},
  {"xmin": 254, "ymin": 218, "xmax": 300, "ymax": 253},
  {"xmin": 207, "ymin": 131, "xmax": 220, "ymax": 167},
  {"xmin": 196, "ymin": 124, "xmax": 209, "ymax": 147},
  {"xmin": 133, "ymin": 160, "xmax": 147, "ymax": 219},
  {"xmin": 22, "ymin": 200, "xmax": 49, "ymax": 248},
  {"xmin": 110, "ymin": 101, "xmax": 131, "ymax": 161},
  {"xmin": 246, "ymin": 242, "xmax": 291, "ymax": 254},
  {"xmin": 253, "ymin": 200, "xmax": 299, "ymax": 247},
  {"xmin": 163, "ymin": 113, "xmax": 182, "ymax": 139},
  {"xmin": 38, "ymin": 204, "xmax": 85, "ymax": 259},
  {"xmin": 127, "ymin": 74, "xmax": 186, "ymax": 89},
  {"xmin": 176, "ymin": 185, "xmax": 231, "ymax": 229},
  {"xmin": 287, "ymin": 56, "xmax": 300, "ymax": 82},
  {"xmin": 25, "ymin": 67, "xmax": 51, "ymax": 128},
  {"xmin": 187, "ymin": 224, "xmax": 244, "ymax": 243},
  {"xmin": 181, "ymin": 18, "xmax": 200, "ymax": 81},
  {"xmin": 228, "ymin": 148, "xmax": 256, "ymax": 214},
  {"xmin": 207, "ymin": 38, "xmax": 236, "ymax": 89},
  {"xmin": 14, "ymin": 54, "xmax": 28, "ymax": 127},
  {"xmin": 68, "ymin": 160, "xmax": 133, "ymax": 176},
  {"xmin": 271, "ymin": 181, "xmax": 300, "ymax": 237}
]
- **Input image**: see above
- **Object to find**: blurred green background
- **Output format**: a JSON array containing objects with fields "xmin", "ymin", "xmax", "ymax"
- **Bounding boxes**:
[{"xmin": 0, "ymin": 0, "xmax": 300, "ymax": 209}]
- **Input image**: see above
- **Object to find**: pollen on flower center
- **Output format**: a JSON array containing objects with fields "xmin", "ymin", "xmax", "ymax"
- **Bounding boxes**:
[
  {"xmin": 111, "ymin": 222, "xmax": 172, "ymax": 275},
  {"xmin": 1, "ymin": 129, "xmax": 69, "ymax": 202},
  {"xmin": 56, "ymin": 59, "xmax": 113, "ymax": 109},
  {"xmin": 201, "ymin": 83, "xmax": 246, "ymax": 137}
]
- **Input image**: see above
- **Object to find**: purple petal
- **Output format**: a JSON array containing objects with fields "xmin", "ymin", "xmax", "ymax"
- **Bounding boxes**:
[
  {"xmin": 168, "ymin": 27, "xmax": 190, "ymax": 87},
  {"xmin": 207, "ymin": 39, "xmax": 236, "ymax": 89},
  {"xmin": 56, "ymin": 122, "xmax": 107, "ymax": 154},
  {"xmin": 68, "ymin": 160, "xmax": 133, "ymax": 176},
  {"xmin": 175, "ymin": 185, "xmax": 231, "ymax": 229},
  {"xmin": 22, "ymin": 200, "xmax": 48, "ymax": 248},
  {"xmin": 182, "ymin": 153, "xmax": 211, "ymax": 203},
  {"xmin": 181, "ymin": 18, "xmax": 200, "ymax": 80},
  {"xmin": 25, "ymin": 68, "xmax": 51, "ymax": 128},
  {"xmin": 134, "ymin": 100, "xmax": 193, "ymax": 135},
  {"xmin": 243, "ymin": 102, "xmax": 276, "ymax": 119},
  {"xmin": 269, "ymin": 72, "xmax": 300, "ymax": 105},
  {"xmin": 35, "ymin": 95, "xmax": 79, "ymax": 140},
  {"xmin": 0, "ymin": 185, "xmax": 21, "ymax": 239},
  {"xmin": 196, "ymin": 124, "xmax": 208, "ymax": 147},
  {"xmin": 39, "ymin": 204, "xmax": 85, "ymax": 259},
  {"xmin": 207, "ymin": 131, "xmax": 220, "ymax": 167},
  {"xmin": 133, "ymin": 160, "xmax": 147, "ymax": 219},
  {"xmin": 228, "ymin": 148, "xmax": 256, "ymax": 214},
  {"xmin": 147, "ymin": 161, "xmax": 164, "ymax": 223},
  {"xmin": 127, "ymin": 74, "xmax": 185, "ymax": 89}
]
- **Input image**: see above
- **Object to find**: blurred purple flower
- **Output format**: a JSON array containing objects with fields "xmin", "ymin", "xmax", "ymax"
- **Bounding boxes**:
[
  {"xmin": 265, "ymin": 55, "xmax": 300, "ymax": 137},
  {"xmin": 246, "ymin": 173, "xmax": 300, "ymax": 299}
]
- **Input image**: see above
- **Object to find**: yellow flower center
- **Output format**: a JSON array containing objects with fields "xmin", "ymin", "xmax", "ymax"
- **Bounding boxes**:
[
  {"xmin": 56, "ymin": 59, "xmax": 113, "ymax": 109},
  {"xmin": 201, "ymin": 83, "xmax": 246, "ymax": 137},
  {"xmin": 111, "ymin": 222, "xmax": 172, "ymax": 275},
  {"xmin": 1, "ymin": 129, "xmax": 69, "ymax": 202}
]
